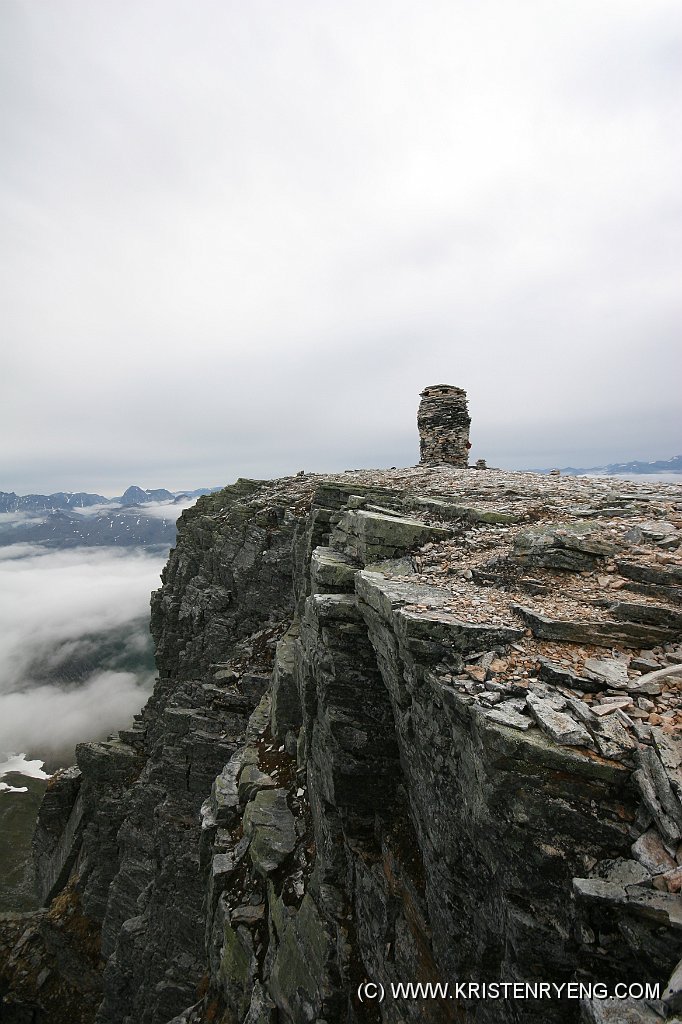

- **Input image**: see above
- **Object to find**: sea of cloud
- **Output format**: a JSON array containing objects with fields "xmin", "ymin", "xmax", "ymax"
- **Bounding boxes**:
[
  {"xmin": 0, "ymin": 543, "xmax": 166, "ymax": 767},
  {"xmin": 69, "ymin": 497, "xmax": 195, "ymax": 519}
]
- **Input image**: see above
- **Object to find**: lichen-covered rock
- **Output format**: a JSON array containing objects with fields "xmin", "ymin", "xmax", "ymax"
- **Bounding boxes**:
[
  {"xmin": 268, "ymin": 893, "xmax": 338, "ymax": 1022},
  {"xmin": 237, "ymin": 764, "xmax": 276, "ymax": 805},
  {"xmin": 512, "ymin": 523, "xmax": 614, "ymax": 572},
  {"xmin": 331, "ymin": 508, "xmax": 452, "ymax": 565},
  {"xmin": 269, "ymin": 625, "xmax": 302, "ymax": 744},
  {"xmin": 242, "ymin": 789, "xmax": 296, "ymax": 876}
]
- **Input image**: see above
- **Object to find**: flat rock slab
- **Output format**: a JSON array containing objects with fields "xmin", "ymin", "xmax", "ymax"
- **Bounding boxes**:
[
  {"xmin": 573, "ymin": 877, "xmax": 682, "ymax": 930},
  {"xmin": 567, "ymin": 698, "xmax": 636, "ymax": 761},
  {"xmin": 482, "ymin": 704, "xmax": 534, "ymax": 731},
  {"xmin": 630, "ymin": 657, "xmax": 662, "ymax": 673},
  {"xmin": 526, "ymin": 692, "xmax": 593, "ymax": 747},
  {"xmin": 537, "ymin": 656, "xmax": 604, "ymax": 692},
  {"xmin": 592, "ymin": 699, "xmax": 633, "ymax": 717},
  {"xmin": 584, "ymin": 657, "xmax": 630, "ymax": 687},
  {"xmin": 610, "ymin": 601, "xmax": 682, "ymax": 630},
  {"xmin": 625, "ymin": 678, "xmax": 663, "ymax": 697},
  {"xmin": 625, "ymin": 521, "xmax": 679, "ymax": 544},
  {"xmin": 512, "ymin": 605, "xmax": 677, "ymax": 647},
  {"xmin": 243, "ymin": 788, "xmax": 296, "ymax": 877},
  {"xmin": 630, "ymin": 664, "xmax": 682, "ymax": 696},
  {"xmin": 331, "ymin": 509, "xmax": 452, "ymax": 565},
  {"xmin": 591, "ymin": 715, "xmax": 637, "ymax": 761},
  {"xmin": 595, "ymin": 857, "xmax": 652, "ymax": 886},
  {"xmin": 357, "ymin": 572, "xmax": 524, "ymax": 660},
  {"xmin": 407, "ymin": 496, "xmax": 522, "ymax": 525},
  {"xmin": 617, "ymin": 560, "xmax": 682, "ymax": 587},
  {"xmin": 75, "ymin": 739, "xmax": 144, "ymax": 784},
  {"xmin": 310, "ymin": 546, "xmax": 359, "ymax": 594},
  {"xmin": 511, "ymin": 524, "xmax": 613, "ymax": 572}
]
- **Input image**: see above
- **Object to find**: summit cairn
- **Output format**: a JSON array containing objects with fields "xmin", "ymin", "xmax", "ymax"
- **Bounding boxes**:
[{"xmin": 417, "ymin": 384, "xmax": 471, "ymax": 467}]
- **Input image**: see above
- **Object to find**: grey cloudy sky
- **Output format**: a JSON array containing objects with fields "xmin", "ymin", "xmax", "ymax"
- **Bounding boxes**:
[{"xmin": 1, "ymin": 0, "xmax": 680, "ymax": 493}]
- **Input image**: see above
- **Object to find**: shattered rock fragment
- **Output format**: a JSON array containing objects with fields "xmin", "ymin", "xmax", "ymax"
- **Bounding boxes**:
[
  {"xmin": 242, "ymin": 788, "xmax": 296, "ymax": 876},
  {"xmin": 583, "ymin": 657, "xmax": 630, "ymax": 688},
  {"xmin": 526, "ymin": 692, "xmax": 594, "ymax": 747},
  {"xmin": 632, "ymin": 828, "xmax": 677, "ymax": 874}
]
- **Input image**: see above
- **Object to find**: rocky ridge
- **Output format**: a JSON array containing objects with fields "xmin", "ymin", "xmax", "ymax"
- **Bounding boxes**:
[{"xmin": 2, "ymin": 466, "xmax": 682, "ymax": 1023}]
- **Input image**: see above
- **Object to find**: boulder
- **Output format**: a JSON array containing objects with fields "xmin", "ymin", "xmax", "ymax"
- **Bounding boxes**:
[
  {"xmin": 242, "ymin": 789, "xmax": 296, "ymax": 876},
  {"xmin": 511, "ymin": 524, "xmax": 613, "ymax": 572}
]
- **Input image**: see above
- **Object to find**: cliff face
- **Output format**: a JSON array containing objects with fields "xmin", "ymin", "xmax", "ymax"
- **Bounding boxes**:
[{"xmin": 3, "ymin": 467, "xmax": 682, "ymax": 1024}]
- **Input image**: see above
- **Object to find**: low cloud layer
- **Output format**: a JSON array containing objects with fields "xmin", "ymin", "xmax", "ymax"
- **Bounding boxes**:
[
  {"xmin": 0, "ymin": 544, "xmax": 164, "ymax": 764},
  {"xmin": 127, "ymin": 499, "xmax": 196, "ymax": 521},
  {"xmin": 0, "ymin": 670, "xmax": 154, "ymax": 765},
  {"xmin": 1, "ymin": 1, "xmax": 681, "ymax": 493}
]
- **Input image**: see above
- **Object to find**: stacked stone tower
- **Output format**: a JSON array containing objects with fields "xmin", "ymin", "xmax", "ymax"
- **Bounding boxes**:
[{"xmin": 417, "ymin": 384, "xmax": 471, "ymax": 466}]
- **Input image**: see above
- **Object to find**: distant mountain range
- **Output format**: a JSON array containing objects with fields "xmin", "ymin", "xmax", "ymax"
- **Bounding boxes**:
[
  {"xmin": 0, "ymin": 484, "xmax": 216, "ymax": 514},
  {"xmin": 538, "ymin": 455, "xmax": 682, "ymax": 476},
  {"xmin": 0, "ymin": 484, "xmax": 220, "ymax": 548}
]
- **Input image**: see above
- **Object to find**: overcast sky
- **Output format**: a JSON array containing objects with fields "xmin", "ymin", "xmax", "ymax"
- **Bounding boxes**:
[{"xmin": 1, "ymin": 1, "xmax": 680, "ymax": 493}]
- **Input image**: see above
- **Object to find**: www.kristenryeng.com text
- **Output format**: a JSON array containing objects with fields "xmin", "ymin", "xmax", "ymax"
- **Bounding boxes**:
[{"xmin": 356, "ymin": 979, "xmax": 662, "ymax": 1003}]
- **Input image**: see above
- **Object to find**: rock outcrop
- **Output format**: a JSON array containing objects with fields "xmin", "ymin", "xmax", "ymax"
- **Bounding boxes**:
[{"xmin": 3, "ymin": 465, "xmax": 682, "ymax": 1024}]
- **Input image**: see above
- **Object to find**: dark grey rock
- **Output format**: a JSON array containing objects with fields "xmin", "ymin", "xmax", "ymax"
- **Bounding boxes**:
[
  {"xmin": 511, "ymin": 523, "xmax": 614, "ymax": 572},
  {"xmin": 663, "ymin": 957, "xmax": 682, "ymax": 1014},
  {"xmin": 610, "ymin": 601, "xmax": 682, "ymax": 631},
  {"xmin": 630, "ymin": 657, "xmax": 662, "ymax": 673},
  {"xmin": 270, "ymin": 625, "xmax": 302, "ymax": 743},
  {"xmin": 240, "ymin": 673, "xmax": 270, "ymax": 701},
  {"xmin": 33, "ymin": 768, "xmax": 83, "ymax": 906},
  {"xmin": 634, "ymin": 746, "xmax": 682, "ymax": 846},
  {"xmin": 238, "ymin": 764, "xmax": 277, "ymax": 804},
  {"xmin": 513, "ymin": 605, "xmax": 678, "ymax": 646},
  {"xmin": 242, "ymin": 789, "xmax": 296, "ymax": 876},
  {"xmin": 243, "ymin": 981, "xmax": 277, "ymax": 1024},
  {"xmin": 537, "ymin": 656, "xmax": 604, "ymax": 692}
]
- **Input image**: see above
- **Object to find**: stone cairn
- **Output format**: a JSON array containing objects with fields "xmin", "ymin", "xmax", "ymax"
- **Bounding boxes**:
[{"xmin": 417, "ymin": 384, "xmax": 471, "ymax": 467}]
